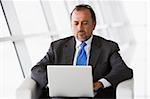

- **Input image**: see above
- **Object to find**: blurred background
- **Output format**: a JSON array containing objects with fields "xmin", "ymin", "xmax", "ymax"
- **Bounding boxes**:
[{"xmin": 0, "ymin": 0, "xmax": 149, "ymax": 99}]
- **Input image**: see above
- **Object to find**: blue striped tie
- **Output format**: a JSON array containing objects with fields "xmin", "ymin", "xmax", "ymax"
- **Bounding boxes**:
[{"xmin": 76, "ymin": 42, "xmax": 87, "ymax": 65}]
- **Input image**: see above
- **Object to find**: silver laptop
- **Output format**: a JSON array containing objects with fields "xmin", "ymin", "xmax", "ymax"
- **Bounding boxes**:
[{"xmin": 47, "ymin": 65, "xmax": 94, "ymax": 97}]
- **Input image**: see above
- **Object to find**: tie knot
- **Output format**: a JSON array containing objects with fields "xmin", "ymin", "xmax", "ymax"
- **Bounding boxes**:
[{"xmin": 80, "ymin": 42, "xmax": 87, "ymax": 48}]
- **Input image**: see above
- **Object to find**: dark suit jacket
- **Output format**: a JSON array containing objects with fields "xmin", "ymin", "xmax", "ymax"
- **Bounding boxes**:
[{"xmin": 31, "ymin": 35, "xmax": 133, "ymax": 98}]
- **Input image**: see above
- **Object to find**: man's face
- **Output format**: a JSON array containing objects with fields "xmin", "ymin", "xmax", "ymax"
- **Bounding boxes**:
[{"xmin": 71, "ymin": 9, "xmax": 96, "ymax": 42}]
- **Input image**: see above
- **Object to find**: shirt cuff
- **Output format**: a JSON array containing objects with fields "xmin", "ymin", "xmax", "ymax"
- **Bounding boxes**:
[{"xmin": 98, "ymin": 78, "xmax": 111, "ymax": 88}]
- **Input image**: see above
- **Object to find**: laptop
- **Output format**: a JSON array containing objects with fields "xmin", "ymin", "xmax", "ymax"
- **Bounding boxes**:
[{"xmin": 47, "ymin": 65, "xmax": 94, "ymax": 97}]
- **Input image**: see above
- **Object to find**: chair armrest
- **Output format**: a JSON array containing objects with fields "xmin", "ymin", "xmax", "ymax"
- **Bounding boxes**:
[
  {"xmin": 116, "ymin": 79, "xmax": 134, "ymax": 99},
  {"xmin": 16, "ymin": 76, "xmax": 41, "ymax": 99}
]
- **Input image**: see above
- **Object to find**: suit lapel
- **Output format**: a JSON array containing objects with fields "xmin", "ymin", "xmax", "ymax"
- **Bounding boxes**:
[
  {"xmin": 89, "ymin": 36, "xmax": 102, "ymax": 68},
  {"xmin": 63, "ymin": 37, "xmax": 76, "ymax": 64},
  {"xmin": 62, "ymin": 36, "xmax": 102, "ymax": 66}
]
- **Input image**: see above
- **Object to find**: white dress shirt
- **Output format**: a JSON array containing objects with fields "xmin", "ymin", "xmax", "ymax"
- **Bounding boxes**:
[{"xmin": 73, "ymin": 35, "xmax": 111, "ymax": 88}]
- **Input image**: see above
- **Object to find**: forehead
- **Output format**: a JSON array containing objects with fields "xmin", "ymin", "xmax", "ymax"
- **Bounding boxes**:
[{"xmin": 71, "ymin": 9, "xmax": 92, "ymax": 21}]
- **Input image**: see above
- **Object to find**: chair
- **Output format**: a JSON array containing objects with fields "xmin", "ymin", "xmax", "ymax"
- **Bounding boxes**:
[
  {"xmin": 16, "ymin": 76, "xmax": 133, "ymax": 99},
  {"xmin": 16, "ymin": 76, "xmax": 41, "ymax": 99},
  {"xmin": 116, "ymin": 79, "xmax": 134, "ymax": 99}
]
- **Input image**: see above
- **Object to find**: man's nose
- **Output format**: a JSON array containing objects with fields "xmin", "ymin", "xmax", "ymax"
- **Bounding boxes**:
[{"xmin": 77, "ymin": 23, "xmax": 83, "ymax": 30}]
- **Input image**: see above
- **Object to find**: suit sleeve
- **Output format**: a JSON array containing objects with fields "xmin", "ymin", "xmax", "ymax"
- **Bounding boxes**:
[
  {"xmin": 31, "ymin": 43, "xmax": 55, "ymax": 88},
  {"xmin": 105, "ymin": 43, "xmax": 133, "ymax": 87}
]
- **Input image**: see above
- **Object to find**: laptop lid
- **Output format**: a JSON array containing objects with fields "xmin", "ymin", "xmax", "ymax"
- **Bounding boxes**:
[{"xmin": 47, "ymin": 65, "xmax": 94, "ymax": 97}]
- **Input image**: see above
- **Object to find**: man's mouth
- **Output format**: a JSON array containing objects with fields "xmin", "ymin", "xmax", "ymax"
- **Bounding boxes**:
[{"xmin": 78, "ymin": 31, "xmax": 85, "ymax": 34}]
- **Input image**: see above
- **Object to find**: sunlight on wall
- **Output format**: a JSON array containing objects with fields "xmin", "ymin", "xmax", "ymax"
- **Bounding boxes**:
[
  {"xmin": 123, "ymin": 1, "xmax": 148, "ymax": 98},
  {"xmin": 0, "ymin": 42, "xmax": 23, "ymax": 99}
]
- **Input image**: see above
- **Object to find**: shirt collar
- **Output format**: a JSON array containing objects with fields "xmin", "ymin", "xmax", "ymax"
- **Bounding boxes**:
[{"xmin": 75, "ymin": 35, "xmax": 93, "ymax": 48}]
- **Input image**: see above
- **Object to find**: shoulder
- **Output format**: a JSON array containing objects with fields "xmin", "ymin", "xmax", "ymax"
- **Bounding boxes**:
[
  {"xmin": 51, "ymin": 36, "xmax": 74, "ymax": 47},
  {"xmin": 93, "ymin": 35, "xmax": 120, "ymax": 51}
]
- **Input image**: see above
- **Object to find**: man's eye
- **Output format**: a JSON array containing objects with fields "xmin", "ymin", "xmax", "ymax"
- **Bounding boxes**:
[
  {"xmin": 83, "ymin": 22, "xmax": 88, "ymax": 25},
  {"xmin": 73, "ymin": 23, "xmax": 78, "ymax": 25}
]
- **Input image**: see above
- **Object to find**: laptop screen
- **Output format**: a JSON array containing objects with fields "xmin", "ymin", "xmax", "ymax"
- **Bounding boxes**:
[{"xmin": 47, "ymin": 65, "xmax": 94, "ymax": 97}]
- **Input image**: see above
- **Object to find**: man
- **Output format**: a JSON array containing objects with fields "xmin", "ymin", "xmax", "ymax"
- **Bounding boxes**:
[{"xmin": 31, "ymin": 4, "xmax": 133, "ymax": 99}]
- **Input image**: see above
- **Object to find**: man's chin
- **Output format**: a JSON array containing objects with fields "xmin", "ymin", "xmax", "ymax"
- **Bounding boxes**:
[{"xmin": 77, "ymin": 37, "xmax": 87, "ymax": 42}]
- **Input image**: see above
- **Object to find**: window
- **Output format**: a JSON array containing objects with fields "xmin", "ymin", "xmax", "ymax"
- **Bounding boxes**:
[
  {"xmin": 25, "ymin": 36, "xmax": 52, "ymax": 66},
  {"xmin": 12, "ymin": 0, "xmax": 51, "ymax": 67},
  {"xmin": 0, "ymin": 4, "xmax": 10, "ymax": 37},
  {"xmin": 42, "ymin": 0, "xmax": 72, "ymax": 38},
  {"xmin": 13, "ymin": 1, "xmax": 49, "ymax": 35},
  {"xmin": 123, "ymin": 1, "xmax": 147, "ymax": 98},
  {"xmin": 0, "ymin": 41, "xmax": 23, "ymax": 99},
  {"xmin": 1, "ymin": 3, "xmax": 23, "ymax": 99}
]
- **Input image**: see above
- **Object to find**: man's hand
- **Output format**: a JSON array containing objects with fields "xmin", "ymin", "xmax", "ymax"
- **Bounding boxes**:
[{"xmin": 93, "ymin": 81, "xmax": 104, "ymax": 91}]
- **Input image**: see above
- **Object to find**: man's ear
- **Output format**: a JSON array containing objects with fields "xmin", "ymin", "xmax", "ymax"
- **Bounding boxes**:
[{"xmin": 92, "ymin": 22, "xmax": 96, "ymax": 30}]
